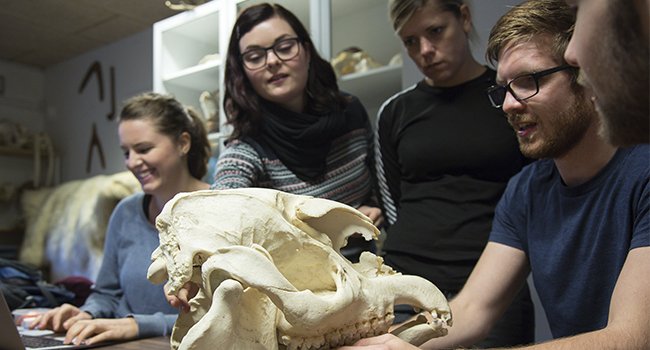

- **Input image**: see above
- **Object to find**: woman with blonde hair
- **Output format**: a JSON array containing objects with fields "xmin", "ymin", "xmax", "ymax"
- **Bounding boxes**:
[
  {"xmin": 374, "ymin": 0, "xmax": 534, "ymax": 347},
  {"xmin": 29, "ymin": 92, "xmax": 211, "ymax": 345}
]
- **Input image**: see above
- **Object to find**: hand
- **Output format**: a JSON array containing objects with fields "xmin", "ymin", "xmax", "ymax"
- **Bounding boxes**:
[
  {"xmin": 357, "ymin": 206, "xmax": 384, "ymax": 228},
  {"xmin": 337, "ymin": 334, "xmax": 420, "ymax": 349},
  {"xmin": 165, "ymin": 280, "xmax": 199, "ymax": 313},
  {"xmin": 28, "ymin": 303, "xmax": 92, "ymax": 333},
  {"xmin": 63, "ymin": 317, "xmax": 138, "ymax": 345}
]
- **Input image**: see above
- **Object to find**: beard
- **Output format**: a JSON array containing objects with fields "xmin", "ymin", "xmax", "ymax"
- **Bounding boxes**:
[
  {"xmin": 589, "ymin": 0, "xmax": 649, "ymax": 147},
  {"xmin": 509, "ymin": 91, "xmax": 596, "ymax": 159}
]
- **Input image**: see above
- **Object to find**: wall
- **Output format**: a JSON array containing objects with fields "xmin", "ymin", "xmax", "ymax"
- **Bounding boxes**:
[
  {"xmin": 44, "ymin": 29, "xmax": 155, "ymax": 183},
  {"xmin": 0, "ymin": 60, "xmax": 46, "ymax": 232}
]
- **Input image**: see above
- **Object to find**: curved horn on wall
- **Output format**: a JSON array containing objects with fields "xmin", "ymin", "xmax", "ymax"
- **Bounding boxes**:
[{"xmin": 79, "ymin": 61, "xmax": 104, "ymax": 101}]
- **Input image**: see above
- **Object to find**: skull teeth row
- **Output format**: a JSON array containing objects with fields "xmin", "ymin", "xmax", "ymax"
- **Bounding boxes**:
[{"xmin": 279, "ymin": 313, "xmax": 396, "ymax": 350}]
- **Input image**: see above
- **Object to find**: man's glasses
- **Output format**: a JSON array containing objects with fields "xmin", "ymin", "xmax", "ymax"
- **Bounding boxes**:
[
  {"xmin": 240, "ymin": 38, "xmax": 302, "ymax": 70},
  {"xmin": 486, "ymin": 64, "xmax": 573, "ymax": 108}
]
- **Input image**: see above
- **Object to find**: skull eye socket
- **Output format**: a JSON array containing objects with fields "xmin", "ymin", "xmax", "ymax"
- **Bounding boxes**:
[{"xmin": 193, "ymin": 253, "xmax": 208, "ymax": 268}]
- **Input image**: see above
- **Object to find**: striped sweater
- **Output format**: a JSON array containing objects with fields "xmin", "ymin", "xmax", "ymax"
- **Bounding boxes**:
[{"xmin": 211, "ymin": 99, "xmax": 378, "ymax": 209}]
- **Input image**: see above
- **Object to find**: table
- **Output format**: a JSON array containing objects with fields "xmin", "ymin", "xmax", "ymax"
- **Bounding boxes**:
[{"xmin": 101, "ymin": 336, "xmax": 171, "ymax": 350}]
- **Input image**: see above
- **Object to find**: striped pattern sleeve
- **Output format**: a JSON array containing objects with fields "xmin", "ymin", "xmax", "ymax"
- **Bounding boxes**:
[
  {"xmin": 374, "ymin": 85, "xmax": 417, "ymax": 225},
  {"xmin": 211, "ymin": 140, "xmax": 264, "ymax": 189}
]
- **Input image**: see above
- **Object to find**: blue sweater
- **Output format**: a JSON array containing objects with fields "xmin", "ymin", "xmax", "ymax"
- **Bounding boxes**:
[{"xmin": 80, "ymin": 192, "xmax": 177, "ymax": 338}]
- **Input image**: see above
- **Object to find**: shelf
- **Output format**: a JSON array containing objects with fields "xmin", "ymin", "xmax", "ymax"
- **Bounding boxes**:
[
  {"xmin": 0, "ymin": 95, "xmax": 44, "ymax": 112},
  {"xmin": 339, "ymin": 64, "xmax": 401, "ymax": 83},
  {"xmin": 0, "ymin": 146, "xmax": 33, "ymax": 157},
  {"xmin": 163, "ymin": 59, "xmax": 221, "ymax": 91},
  {"xmin": 338, "ymin": 64, "xmax": 403, "ymax": 110},
  {"xmin": 0, "ymin": 145, "xmax": 59, "ymax": 158}
]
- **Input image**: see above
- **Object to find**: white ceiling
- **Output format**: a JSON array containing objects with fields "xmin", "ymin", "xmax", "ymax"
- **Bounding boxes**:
[
  {"xmin": 0, "ymin": 0, "xmax": 385, "ymax": 69},
  {"xmin": 0, "ymin": 0, "xmax": 188, "ymax": 69}
]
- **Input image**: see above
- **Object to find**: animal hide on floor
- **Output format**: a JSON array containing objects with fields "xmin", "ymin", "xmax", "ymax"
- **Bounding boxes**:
[{"xmin": 19, "ymin": 172, "xmax": 141, "ymax": 282}]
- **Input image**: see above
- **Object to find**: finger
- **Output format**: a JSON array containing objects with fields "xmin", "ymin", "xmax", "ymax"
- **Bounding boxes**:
[
  {"xmin": 164, "ymin": 282, "xmax": 175, "ymax": 304},
  {"xmin": 36, "ymin": 308, "xmax": 59, "ymax": 330},
  {"xmin": 28, "ymin": 314, "xmax": 43, "ymax": 329},
  {"xmin": 177, "ymin": 287, "xmax": 188, "ymax": 302},
  {"xmin": 168, "ymin": 295, "xmax": 180, "ymax": 308},
  {"xmin": 67, "ymin": 321, "xmax": 97, "ymax": 346},
  {"xmin": 62, "ymin": 313, "xmax": 84, "ymax": 330},
  {"xmin": 177, "ymin": 288, "xmax": 191, "ymax": 313},
  {"xmin": 354, "ymin": 333, "xmax": 394, "ymax": 345},
  {"xmin": 178, "ymin": 281, "xmax": 199, "ymax": 312},
  {"xmin": 63, "ymin": 321, "xmax": 85, "ymax": 345},
  {"xmin": 85, "ymin": 331, "xmax": 110, "ymax": 346},
  {"xmin": 51, "ymin": 309, "xmax": 69, "ymax": 332},
  {"xmin": 51, "ymin": 304, "xmax": 80, "ymax": 331},
  {"xmin": 79, "ymin": 324, "xmax": 107, "ymax": 346}
]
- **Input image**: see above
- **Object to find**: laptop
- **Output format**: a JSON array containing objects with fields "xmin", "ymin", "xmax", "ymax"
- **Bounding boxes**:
[{"xmin": 0, "ymin": 290, "xmax": 115, "ymax": 350}]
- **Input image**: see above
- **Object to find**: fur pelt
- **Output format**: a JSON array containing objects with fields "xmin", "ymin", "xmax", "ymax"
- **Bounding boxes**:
[{"xmin": 19, "ymin": 172, "xmax": 141, "ymax": 282}]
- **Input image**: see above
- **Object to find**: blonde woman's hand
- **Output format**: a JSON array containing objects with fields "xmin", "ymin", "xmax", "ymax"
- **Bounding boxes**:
[
  {"xmin": 63, "ymin": 317, "xmax": 138, "ymax": 346},
  {"xmin": 165, "ymin": 280, "xmax": 199, "ymax": 313},
  {"xmin": 28, "ymin": 303, "xmax": 92, "ymax": 333}
]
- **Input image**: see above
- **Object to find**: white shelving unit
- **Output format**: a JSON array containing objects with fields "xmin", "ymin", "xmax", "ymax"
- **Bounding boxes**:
[
  {"xmin": 330, "ymin": 0, "xmax": 403, "ymax": 123},
  {"xmin": 338, "ymin": 64, "xmax": 402, "ymax": 118},
  {"xmin": 153, "ymin": 0, "xmax": 238, "ymax": 151}
]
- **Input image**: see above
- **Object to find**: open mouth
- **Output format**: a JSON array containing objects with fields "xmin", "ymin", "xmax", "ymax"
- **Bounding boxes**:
[
  {"xmin": 517, "ymin": 122, "xmax": 536, "ymax": 132},
  {"xmin": 514, "ymin": 122, "xmax": 537, "ymax": 138},
  {"xmin": 508, "ymin": 114, "xmax": 538, "ymax": 138},
  {"xmin": 137, "ymin": 170, "xmax": 152, "ymax": 181},
  {"xmin": 269, "ymin": 74, "xmax": 288, "ymax": 83}
]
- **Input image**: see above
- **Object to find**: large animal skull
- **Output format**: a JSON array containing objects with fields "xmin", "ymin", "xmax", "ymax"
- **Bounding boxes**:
[{"xmin": 148, "ymin": 189, "xmax": 451, "ymax": 350}]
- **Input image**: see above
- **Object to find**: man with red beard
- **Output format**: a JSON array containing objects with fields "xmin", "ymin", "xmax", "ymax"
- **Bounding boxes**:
[
  {"xmin": 563, "ymin": 0, "xmax": 649, "ymax": 147},
  {"xmin": 337, "ymin": 1, "xmax": 649, "ymax": 349}
]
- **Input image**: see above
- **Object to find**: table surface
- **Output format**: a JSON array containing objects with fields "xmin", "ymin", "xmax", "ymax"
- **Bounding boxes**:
[{"xmin": 100, "ymin": 336, "xmax": 171, "ymax": 350}]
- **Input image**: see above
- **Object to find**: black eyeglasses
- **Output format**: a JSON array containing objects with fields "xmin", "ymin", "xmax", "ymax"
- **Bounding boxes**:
[
  {"xmin": 486, "ymin": 64, "xmax": 573, "ymax": 108},
  {"xmin": 240, "ymin": 38, "xmax": 302, "ymax": 70}
]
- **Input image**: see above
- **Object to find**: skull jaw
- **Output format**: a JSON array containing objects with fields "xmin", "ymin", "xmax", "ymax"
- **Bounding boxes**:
[
  {"xmin": 174, "ymin": 279, "xmax": 279, "ymax": 350},
  {"xmin": 176, "ymin": 248, "xmax": 450, "ymax": 350}
]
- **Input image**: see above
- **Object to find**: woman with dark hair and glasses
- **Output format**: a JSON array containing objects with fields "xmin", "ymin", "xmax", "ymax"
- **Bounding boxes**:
[
  {"xmin": 210, "ymin": 3, "xmax": 383, "ymax": 261},
  {"xmin": 374, "ymin": 0, "xmax": 533, "ymax": 347}
]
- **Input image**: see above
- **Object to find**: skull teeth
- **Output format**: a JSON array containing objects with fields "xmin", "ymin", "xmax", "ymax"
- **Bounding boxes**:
[{"xmin": 280, "ymin": 313, "xmax": 395, "ymax": 350}]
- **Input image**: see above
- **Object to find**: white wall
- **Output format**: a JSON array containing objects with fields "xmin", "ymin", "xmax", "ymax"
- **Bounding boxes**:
[{"xmin": 44, "ymin": 29, "xmax": 155, "ymax": 182}]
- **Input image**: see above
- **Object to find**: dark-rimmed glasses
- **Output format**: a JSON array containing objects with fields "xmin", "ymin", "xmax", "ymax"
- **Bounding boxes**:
[
  {"xmin": 486, "ymin": 64, "xmax": 573, "ymax": 108},
  {"xmin": 240, "ymin": 38, "xmax": 302, "ymax": 70}
]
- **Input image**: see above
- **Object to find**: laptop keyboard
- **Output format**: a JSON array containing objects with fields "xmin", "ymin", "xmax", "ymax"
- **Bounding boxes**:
[{"xmin": 21, "ymin": 334, "xmax": 66, "ymax": 348}]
